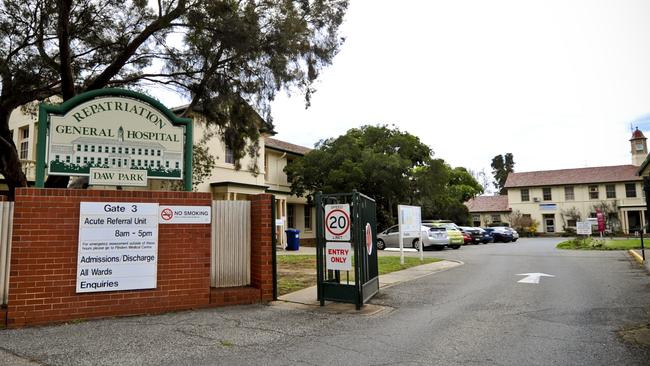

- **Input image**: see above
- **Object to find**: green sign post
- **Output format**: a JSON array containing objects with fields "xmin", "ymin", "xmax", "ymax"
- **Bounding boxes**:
[{"xmin": 36, "ymin": 89, "xmax": 193, "ymax": 191}]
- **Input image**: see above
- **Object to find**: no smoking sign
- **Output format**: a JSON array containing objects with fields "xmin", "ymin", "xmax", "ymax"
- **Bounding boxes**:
[{"xmin": 324, "ymin": 204, "xmax": 351, "ymax": 241}]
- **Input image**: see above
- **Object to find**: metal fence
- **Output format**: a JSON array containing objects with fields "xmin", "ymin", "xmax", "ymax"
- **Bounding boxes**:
[
  {"xmin": 0, "ymin": 202, "xmax": 14, "ymax": 305},
  {"xmin": 211, "ymin": 200, "xmax": 251, "ymax": 287}
]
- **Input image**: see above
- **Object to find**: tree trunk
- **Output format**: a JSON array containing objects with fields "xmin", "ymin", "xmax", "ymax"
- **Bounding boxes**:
[{"xmin": 0, "ymin": 106, "xmax": 27, "ymax": 200}]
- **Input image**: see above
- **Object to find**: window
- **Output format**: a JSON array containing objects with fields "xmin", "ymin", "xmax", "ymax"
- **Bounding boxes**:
[
  {"xmin": 165, "ymin": 161, "xmax": 169, "ymax": 168},
  {"xmin": 564, "ymin": 186, "xmax": 574, "ymax": 201},
  {"xmin": 151, "ymin": 149, "xmax": 154, "ymax": 155},
  {"xmin": 472, "ymin": 215, "xmax": 481, "ymax": 227},
  {"xmin": 567, "ymin": 219, "xmax": 577, "ymax": 227},
  {"xmin": 111, "ymin": 147, "xmax": 116, "ymax": 153},
  {"xmin": 606, "ymin": 184, "xmax": 616, "ymax": 198},
  {"xmin": 543, "ymin": 187, "xmax": 552, "ymax": 201},
  {"xmin": 520, "ymin": 189, "xmax": 529, "ymax": 202},
  {"xmin": 84, "ymin": 145, "xmax": 88, "ymax": 152},
  {"xmin": 288, "ymin": 205, "xmax": 294, "ymax": 228},
  {"xmin": 175, "ymin": 162, "xmax": 179, "ymax": 169},
  {"xmin": 17, "ymin": 127, "xmax": 29, "ymax": 160},
  {"xmin": 91, "ymin": 145, "xmax": 95, "ymax": 152},
  {"xmin": 138, "ymin": 148, "xmax": 142, "ymax": 155},
  {"xmin": 111, "ymin": 158, "xmax": 115, "ymax": 165},
  {"xmin": 104, "ymin": 158, "xmax": 109, "ymax": 164},
  {"xmin": 97, "ymin": 146, "xmax": 102, "ymax": 153},
  {"xmin": 150, "ymin": 160, "xmax": 154, "ymax": 166},
  {"xmin": 157, "ymin": 150, "xmax": 161, "ymax": 156},
  {"xmin": 491, "ymin": 214, "xmax": 500, "ymax": 223},
  {"xmin": 264, "ymin": 155, "xmax": 269, "ymax": 179},
  {"xmin": 225, "ymin": 146, "xmax": 234, "ymax": 164},
  {"xmin": 65, "ymin": 156, "xmax": 70, "ymax": 163},
  {"xmin": 157, "ymin": 161, "xmax": 161, "ymax": 167},
  {"xmin": 304, "ymin": 206, "xmax": 312, "ymax": 231},
  {"xmin": 625, "ymin": 183, "xmax": 637, "ymax": 198},
  {"xmin": 144, "ymin": 149, "xmax": 148, "ymax": 156},
  {"xmin": 77, "ymin": 145, "xmax": 81, "ymax": 151},
  {"xmin": 138, "ymin": 159, "xmax": 142, "ymax": 166},
  {"xmin": 76, "ymin": 157, "xmax": 80, "ymax": 164},
  {"xmin": 83, "ymin": 157, "xmax": 88, "ymax": 164},
  {"xmin": 55, "ymin": 155, "xmax": 60, "ymax": 161},
  {"xmin": 589, "ymin": 185, "xmax": 599, "ymax": 199},
  {"xmin": 118, "ymin": 147, "xmax": 122, "ymax": 154}
]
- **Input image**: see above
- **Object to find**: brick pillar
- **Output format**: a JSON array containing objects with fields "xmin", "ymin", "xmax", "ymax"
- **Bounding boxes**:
[{"xmin": 250, "ymin": 194, "xmax": 274, "ymax": 302}]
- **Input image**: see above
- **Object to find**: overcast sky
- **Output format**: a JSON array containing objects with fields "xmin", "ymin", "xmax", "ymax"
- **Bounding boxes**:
[
  {"xmin": 266, "ymin": 0, "xmax": 650, "ymax": 176},
  {"xmin": 154, "ymin": 0, "xmax": 650, "ymax": 184}
]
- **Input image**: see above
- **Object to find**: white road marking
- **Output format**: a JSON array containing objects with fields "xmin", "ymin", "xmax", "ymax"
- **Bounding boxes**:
[{"xmin": 516, "ymin": 273, "xmax": 555, "ymax": 284}]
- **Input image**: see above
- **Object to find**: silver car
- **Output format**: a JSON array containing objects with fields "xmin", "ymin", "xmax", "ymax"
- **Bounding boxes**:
[{"xmin": 377, "ymin": 225, "xmax": 449, "ymax": 250}]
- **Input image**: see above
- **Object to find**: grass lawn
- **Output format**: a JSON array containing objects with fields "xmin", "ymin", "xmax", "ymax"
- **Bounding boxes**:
[
  {"xmin": 276, "ymin": 255, "xmax": 441, "ymax": 296},
  {"xmin": 557, "ymin": 237, "xmax": 650, "ymax": 250}
]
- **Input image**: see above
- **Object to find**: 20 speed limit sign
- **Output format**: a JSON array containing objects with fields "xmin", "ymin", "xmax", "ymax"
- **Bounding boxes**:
[{"xmin": 324, "ymin": 204, "xmax": 351, "ymax": 241}]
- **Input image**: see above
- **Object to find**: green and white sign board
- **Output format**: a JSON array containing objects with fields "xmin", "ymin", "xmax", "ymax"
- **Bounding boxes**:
[{"xmin": 37, "ymin": 89, "xmax": 193, "ymax": 190}]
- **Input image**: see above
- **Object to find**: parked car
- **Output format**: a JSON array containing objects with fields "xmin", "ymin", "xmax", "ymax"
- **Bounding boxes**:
[
  {"xmin": 504, "ymin": 227, "xmax": 519, "ymax": 242},
  {"xmin": 376, "ymin": 225, "xmax": 449, "ymax": 250},
  {"xmin": 459, "ymin": 226, "xmax": 482, "ymax": 244},
  {"xmin": 483, "ymin": 227, "xmax": 513, "ymax": 243},
  {"xmin": 423, "ymin": 221, "xmax": 464, "ymax": 249},
  {"xmin": 476, "ymin": 227, "xmax": 493, "ymax": 244}
]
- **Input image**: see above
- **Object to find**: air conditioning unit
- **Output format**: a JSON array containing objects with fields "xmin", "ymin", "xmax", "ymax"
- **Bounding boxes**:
[{"xmin": 533, "ymin": 197, "xmax": 540, "ymax": 202}]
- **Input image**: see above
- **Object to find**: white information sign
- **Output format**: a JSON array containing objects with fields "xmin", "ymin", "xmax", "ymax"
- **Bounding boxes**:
[
  {"xmin": 326, "ymin": 242, "xmax": 353, "ymax": 271},
  {"xmin": 324, "ymin": 204, "xmax": 351, "ymax": 241},
  {"xmin": 77, "ymin": 202, "xmax": 159, "ymax": 293},
  {"xmin": 398, "ymin": 205, "xmax": 422, "ymax": 238},
  {"xmin": 398, "ymin": 205, "xmax": 423, "ymax": 264},
  {"xmin": 158, "ymin": 205, "xmax": 211, "ymax": 224},
  {"xmin": 576, "ymin": 221, "xmax": 592, "ymax": 235}
]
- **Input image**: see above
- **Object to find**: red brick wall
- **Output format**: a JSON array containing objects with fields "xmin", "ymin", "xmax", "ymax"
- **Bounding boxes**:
[
  {"xmin": 7, "ymin": 188, "xmax": 213, "ymax": 327},
  {"xmin": 250, "ymin": 194, "xmax": 274, "ymax": 302},
  {"xmin": 6, "ymin": 189, "xmax": 276, "ymax": 328}
]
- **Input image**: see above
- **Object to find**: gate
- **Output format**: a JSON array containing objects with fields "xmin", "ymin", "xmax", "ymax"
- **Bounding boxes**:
[
  {"xmin": 316, "ymin": 191, "xmax": 379, "ymax": 309},
  {"xmin": 211, "ymin": 200, "xmax": 251, "ymax": 287}
]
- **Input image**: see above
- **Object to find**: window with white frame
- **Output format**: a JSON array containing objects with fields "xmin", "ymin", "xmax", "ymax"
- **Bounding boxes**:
[
  {"xmin": 564, "ymin": 186, "xmax": 574, "ymax": 201},
  {"xmin": 606, "ymin": 184, "xmax": 616, "ymax": 199},
  {"xmin": 19, "ymin": 126, "xmax": 29, "ymax": 159},
  {"xmin": 625, "ymin": 183, "xmax": 637, "ymax": 198}
]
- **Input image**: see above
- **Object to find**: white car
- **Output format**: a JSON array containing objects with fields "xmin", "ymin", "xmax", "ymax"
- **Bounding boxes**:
[{"xmin": 377, "ymin": 225, "xmax": 449, "ymax": 250}]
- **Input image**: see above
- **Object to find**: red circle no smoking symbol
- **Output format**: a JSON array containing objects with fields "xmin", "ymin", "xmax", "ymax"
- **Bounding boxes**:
[
  {"xmin": 161, "ymin": 208, "xmax": 174, "ymax": 221},
  {"xmin": 325, "ymin": 209, "xmax": 350, "ymax": 237}
]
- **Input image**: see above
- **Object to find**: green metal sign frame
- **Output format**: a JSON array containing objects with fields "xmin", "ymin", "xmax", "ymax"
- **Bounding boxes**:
[
  {"xmin": 316, "ymin": 191, "xmax": 379, "ymax": 309},
  {"xmin": 35, "ymin": 88, "xmax": 193, "ymax": 191}
]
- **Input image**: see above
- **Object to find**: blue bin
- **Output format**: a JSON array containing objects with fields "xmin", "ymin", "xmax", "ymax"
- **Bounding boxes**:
[{"xmin": 285, "ymin": 229, "xmax": 301, "ymax": 251}]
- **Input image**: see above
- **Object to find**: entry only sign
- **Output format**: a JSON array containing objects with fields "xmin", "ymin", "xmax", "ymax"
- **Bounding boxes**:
[
  {"xmin": 77, "ymin": 202, "xmax": 159, "ymax": 293},
  {"xmin": 324, "ymin": 204, "xmax": 351, "ymax": 241},
  {"xmin": 326, "ymin": 242, "xmax": 352, "ymax": 271}
]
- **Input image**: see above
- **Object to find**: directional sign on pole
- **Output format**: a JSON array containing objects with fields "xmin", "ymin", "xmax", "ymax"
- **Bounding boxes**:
[
  {"xmin": 516, "ymin": 273, "xmax": 555, "ymax": 284},
  {"xmin": 324, "ymin": 204, "xmax": 351, "ymax": 241}
]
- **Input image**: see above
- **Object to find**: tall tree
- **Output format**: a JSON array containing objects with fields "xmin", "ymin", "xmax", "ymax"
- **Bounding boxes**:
[
  {"xmin": 491, "ymin": 153, "xmax": 515, "ymax": 194},
  {"xmin": 285, "ymin": 125, "xmax": 483, "ymax": 228},
  {"xmin": 0, "ymin": 0, "xmax": 348, "ymax": 198}
]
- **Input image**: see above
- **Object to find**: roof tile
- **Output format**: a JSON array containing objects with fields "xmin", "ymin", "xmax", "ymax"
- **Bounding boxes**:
[
  {"xmin": 504, "ymin": 165, "xmax": 641, "ymax": 188},
  {"xmin": 465, "ymin": 195, "xmax": 510, "ymax": 213},
  {"xmin": 264, "ymin": 137, "xmax": 311, "ymax": 156}
]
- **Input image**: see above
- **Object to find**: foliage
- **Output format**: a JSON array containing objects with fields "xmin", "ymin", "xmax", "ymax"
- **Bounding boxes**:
[
  {"xmin": 508, "ymin": 209, "xmax": 536, "ymax": 234},
  {"xmin": 559, "ymin": 207, "xmax": 581, "ymax": 231},
  {"xmin": 285, "ymin": 125, "xmax": 483, "ymax": 228},
  {"xmin": 490, "ymin": 153, "xmax": 515, "ymax": 194},
  {"xmin": 557, "ymin": 237, "xmax": 645, "ymax": 250},
  {"xmin": 0, "ymin": 0, "xmax": 349, "ymax": 196},
  {"xmin": 592, "ymin": 201, "xmax": 621, "ymax": 232}
]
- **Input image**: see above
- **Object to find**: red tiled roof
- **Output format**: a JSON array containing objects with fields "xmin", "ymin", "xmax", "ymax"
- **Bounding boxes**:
[
  {"xmin": 504, "ymin": 165, "xmax": 641, "ymax": 188},
  {"xmin": 465, "ymin": 195, "xmax": 510, "ymax": 213},
  {"xmin": 631, "ymin": 128, "xmax": 646, "ymax": 140},
  {"xmin": 264, "ymin": 137, "xmax": 311, "ymax": 156}
]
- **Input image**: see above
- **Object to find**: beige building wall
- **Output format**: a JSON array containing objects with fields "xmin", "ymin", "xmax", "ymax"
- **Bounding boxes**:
[
  {"xmin": 507, "ymin": 182, "xmax": 645, "ymax": 233},
  {"xmin": 8, "ymin": 107, "xmax": 39, "ymax": 182}
]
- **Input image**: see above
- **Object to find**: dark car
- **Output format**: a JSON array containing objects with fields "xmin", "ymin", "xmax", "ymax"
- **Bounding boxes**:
[
  {"xmin": 483, "ymin": 227, "xmax": 513, "ymax": 243},
  {"xmin": 476, "ymin": 227, "xmax": 493, "ymax": 244},
  {"xmin": 459, "ymin": 226, "xmax": 482, "ymax": 244}
]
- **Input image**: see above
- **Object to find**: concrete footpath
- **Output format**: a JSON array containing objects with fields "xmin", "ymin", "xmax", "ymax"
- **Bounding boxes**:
[{"xmin": 272, "ymin": 259, "xmax": 463, "ymax": 315}]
